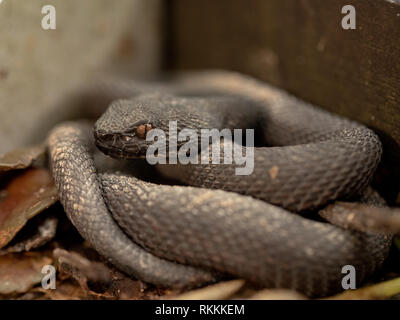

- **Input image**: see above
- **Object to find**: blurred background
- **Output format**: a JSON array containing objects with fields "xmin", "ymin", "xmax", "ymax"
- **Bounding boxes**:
[{"xmin": 1, "ymin": 0, "xmax": 399, "ymax": 203}]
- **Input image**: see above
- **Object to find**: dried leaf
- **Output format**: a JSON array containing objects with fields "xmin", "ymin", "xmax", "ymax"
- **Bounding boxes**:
[
  {"xmin": 1, "ymin": 215, "xmax": 58, "ymax": 254},
  {"xmin": 174, "ymin": 280, "xmax": 245, "ymax": 300},
  {"xmin": 18, "ymin": 281, "xmax": 86, "ymax": 300},
  {"xmin": 0, "ymin": 144, "xmax": 46, "ymax": 173},
  {"xmin": 248, "ymin": 289, "xmax": 307, "ymax": 300},
  {"xmin": 0, "ymin": 168, "xmax": 58, "ymax": 248},
  {"xmin": 52, "ymin": 248, "xmax": 170, "ymax": 300},
  {"xmin": 54, "ymin": 248, "xmax": 111, "ymax": 290},
  {"xmin": 107, "ymin": 268, "xmax": 175, "ymax": 300},
  {"xmin": 325, "ymin": 277, "xmax": 400, "ymax": 300},
  {"xmin": 0, "ymin": 253, "xmax": 52, "ymax": 295},
  {"xmin": 35, "ymin": 281, "xmax": 87, "ymax": 300}
]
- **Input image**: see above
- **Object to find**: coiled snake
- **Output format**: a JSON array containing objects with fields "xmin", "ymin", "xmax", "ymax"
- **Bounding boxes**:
[{"xmin": 47, "ymin": 71, "xmax": 392, "ymax": 297}]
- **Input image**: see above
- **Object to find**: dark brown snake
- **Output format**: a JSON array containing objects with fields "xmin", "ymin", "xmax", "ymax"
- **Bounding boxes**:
[{"xmin": 47, "ymin": 71, "xmax": 393, "ymax": 297}]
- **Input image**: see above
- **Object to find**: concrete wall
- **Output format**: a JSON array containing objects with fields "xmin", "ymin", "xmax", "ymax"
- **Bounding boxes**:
[{"xmin": 0, "ymin": 0, "xmax": 162, "ymax": 153}]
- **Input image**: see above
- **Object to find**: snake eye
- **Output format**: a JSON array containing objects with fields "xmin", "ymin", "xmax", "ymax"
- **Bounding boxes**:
[{"xmin": 136, "ymin": 124, "xmax": 152, "ymax": 139}]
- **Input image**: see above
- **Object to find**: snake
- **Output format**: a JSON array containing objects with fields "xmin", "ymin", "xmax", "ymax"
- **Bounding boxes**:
[{"xmin": 46, "ymin": 71, "xmax": 393, "ymax": 297}]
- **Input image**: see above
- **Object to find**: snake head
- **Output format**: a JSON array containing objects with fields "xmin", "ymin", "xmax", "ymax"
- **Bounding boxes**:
[
  {"xmin": 94, "ymin": 94, "xmax": 177, "ymax": 159},
  {"xmin": 94, "ymin": 93, "xmax": 230, "ymax": 159}
]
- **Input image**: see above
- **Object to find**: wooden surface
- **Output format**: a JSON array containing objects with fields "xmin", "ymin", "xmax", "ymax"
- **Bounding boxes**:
[{"xmin": 166, "ymin": 0, "xmax": 400, "ymax": 203}]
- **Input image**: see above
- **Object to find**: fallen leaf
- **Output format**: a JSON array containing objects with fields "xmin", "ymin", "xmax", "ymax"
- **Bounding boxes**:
[
  {"xmin": 0, "ymin": 144, "xmax": 46, "ymax": 173},
  {"xmin": 0, "ymin": 168, "xmax": 58, "ymax": 248},
  {"xmin": 1, "ymin": 214, "xmax": 58, "ymax": 254},
  {"xmin": 174, "ymin": 280, "xmax": 245, "ymax": 300},
  {"xmin": 325, "ymin": 277, "xmax": 400, "ymax": 300},
  {"xmin": 0, "ymin": 253, "xmax": 52, "ymax": 295},
  {"xmin": 18, "ymin": 281, "xmax": 86, "ymax": 300},
  {"xmin": 248, "ymin": 288, "xmax": 307, "ymax": 300},
  {"xmin": 54, "ymin": 248, "xmax": 111, "ymax": 292}
]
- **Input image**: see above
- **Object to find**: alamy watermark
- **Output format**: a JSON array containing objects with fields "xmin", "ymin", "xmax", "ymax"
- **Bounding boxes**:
[
  {"xmin": 0, "ymin": 2, "xmax": 356, "ymax": 31},
  {"xmin": 41, "ymin": 5, "xmax": 56, "ymax": 30},
  {"xmin": 341, "ymin": 265, "xmax": 357, "ymax": 290},
  {"xmin": 342, "ymin": 5, "xmax": 356, "ymax": 30},
  {"xmin": 145, "ymin": 121, "xmax": 255, "ymax": 176},
  {"xmin": 41, "ymin": 265, "xmax": 56, "ymax": 290}
]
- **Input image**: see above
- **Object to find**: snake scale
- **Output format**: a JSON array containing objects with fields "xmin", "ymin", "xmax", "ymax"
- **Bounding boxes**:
[{"xmin": 47, "ymin": 71, "xmax": 392, "ymax": 297}]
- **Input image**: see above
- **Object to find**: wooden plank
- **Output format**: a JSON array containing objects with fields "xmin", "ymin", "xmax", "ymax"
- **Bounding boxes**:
[{"xmin": 166, "ymin": 0, "xmax": 400, "ymax": 203}]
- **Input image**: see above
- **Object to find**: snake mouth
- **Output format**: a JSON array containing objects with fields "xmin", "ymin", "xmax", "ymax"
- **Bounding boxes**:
[
  {"xmin": 96, "ymin": 141, "xmax": 148, "ymax": 160},
  {"xmin": 94, "ymin": 131, "xmax": 148, "ymax": 159},
  {"xmin": 95, "ymin": 141, "xmax": 148, "ymax": 159}
]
